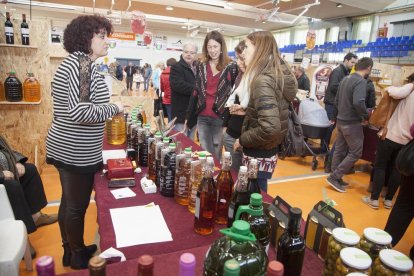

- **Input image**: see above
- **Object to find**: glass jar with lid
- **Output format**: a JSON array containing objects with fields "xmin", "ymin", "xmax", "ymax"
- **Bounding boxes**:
[
  {"xmin": 373, "ymin": 249, "xmax": 413, "ymax": 276},
  {"xmin": 346, "ymin": 273, "xmax": 369, "ymax": 276},
  {"xmin": 359, "ymin": 227, "xmax": 392, "ymax": 261},
  {"xmin": 334, "ymin": 247, "xmax": 372, "ymax": 275},
  {"xmin": 323, "ymin": 228, "xmax": 360, "ymax": 276}
]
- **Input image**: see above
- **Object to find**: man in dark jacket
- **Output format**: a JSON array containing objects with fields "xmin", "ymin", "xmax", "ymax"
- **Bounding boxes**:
[
  {"xmin": 294, "ymin": 66, "xmax": 310, "ymax": 91},
  {"xmin": 124, "ymin": 62, "xmax": 135, "ymax": 91},
  {"xmin": 170, "ymin": 42, "xmax": 198, "ymax": 140},
  {"xmin": 326, "ymin": 57, "xmax": 373, "ymax": 193},
  {"xmin": 115, "ymin": 62, "xmax": 123, "ymax": 81}
]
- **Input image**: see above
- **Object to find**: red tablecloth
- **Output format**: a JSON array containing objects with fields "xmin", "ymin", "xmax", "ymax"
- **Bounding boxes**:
[{"xmin": 362, "ymin": 126, "xmax": 379, "ymax": 163}]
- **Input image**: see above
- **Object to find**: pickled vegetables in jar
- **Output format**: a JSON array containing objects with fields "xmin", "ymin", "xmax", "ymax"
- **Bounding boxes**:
[
  {"xmin": 359, "ymin": 228, "xmax": 392, "ymax": 261},
  {"xmin": 372, "ymin": 249, "xmax": 413, "ymax": 276},
  {"xmin": 334, "ymin": 247, "xmax": 372, "ymax": 276}
]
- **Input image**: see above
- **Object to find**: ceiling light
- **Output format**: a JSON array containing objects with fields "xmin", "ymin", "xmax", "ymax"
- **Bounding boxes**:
[
  {"xmin": 166, "ymin": 5, "xmax": 174, "ymax": 11},
  {"xmin": 336, "ymin": 3, "xmax": 343, "ymax": 7},
  {"xmin": 280, "ymin": 0, "xmax": 292, "ymax": 2}
]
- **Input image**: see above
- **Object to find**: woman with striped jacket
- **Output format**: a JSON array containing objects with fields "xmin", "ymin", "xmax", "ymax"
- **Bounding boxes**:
[{"xmin": 46, "ymin": 15, "xmax": 123, "ymax": 269}]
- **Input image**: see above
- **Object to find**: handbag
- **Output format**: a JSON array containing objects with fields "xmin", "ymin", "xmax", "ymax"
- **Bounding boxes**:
[
  {"xmin": 396, "ymin": 139, "xmax": 414, "ymax": 176},
  {"xmin": 369, "ymin": 90, "xmax": 400, "ymax": 140}
]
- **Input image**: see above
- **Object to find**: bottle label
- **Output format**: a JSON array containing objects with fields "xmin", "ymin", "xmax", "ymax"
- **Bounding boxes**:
[
  {"xmin": 195, "ymin": 196, "xmax": 200, "ymax": 218},
  {"xmin": 228, "ymin": 205, "xmax": 234, "ymax": 219},
  {"xmin": 5, "ymin": 27, "xmax": 13, "ymax": 34},
  {"xmin": 178, "ymin": 176, "xmax": 187, "ymax": 195},
  {"xmin": 21, "ymin": 28, "xmax": 29, "ymax": 35}
]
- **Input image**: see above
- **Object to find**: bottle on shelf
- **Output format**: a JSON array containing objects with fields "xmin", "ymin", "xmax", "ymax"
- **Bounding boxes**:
[
  {"xmin": 36, "ymin": 256, "xmax": 56, "ymax": 276},
  {"xmin": 0, "ymin": 77, "xmax": 5, "ymax": 101},
  {"xmin": 148, "ymin": 131, "xmax": 162, "ymax": 181},
  {"xmin": 276, "ymin": 207, "xmax": 306, "ymax": 276},
  {"xmin": 21, "ymin": 14, "xmax": 29, "ymax": 45},
  {"xmin": 215, "ymin": 151, "xmax": 234, "ymax": 225},
  {"xmin": 194, "ymin": 157, "xmax": 217, "ymax": 235},
  {"xmin": 175, "ymin": 147, "xmax": 192, "ymax": 205},
  {"xmin": 23, "ymin": 72, "xmax": 40, "ymax": 102},
  {"xmin": 139, "ymin": 124, "xmax": 151, "ymax": 167},
  {"xmin": 188, "ymin": 152, "xmax": 207, "ymax": 213},
  {"xmin": 5, "ymin": 71, "xmax": 23, "ymax": 102},
  {"xmin": 235, "ymin": 193, "xmax": 270, "ymax": 252},
  {"xmin": 106, "ymin": 114, "xmax": 126, "ymax": 145},
  {"xmin": 247, "ymin": 158, "xmax": 261, "ymax": 194},
  {"xmin": 160, "ymin": 143, "xmax": 176, "ymax": 197},
  {"xmin": 88, "ymin": 256, "xmax": 106, "ymax": 276},
  {"xmin": 137, "ymin": 254, "xmax": 154, "ymax": 276},
  {"xmin": 179, "ymin": 252, "xmax": 196, "ymax": 276},
  {"xmin": 227, "ymin": 166, "xmax": 249, "ymax": 227},
  {"xmin": 5, "ymin": 12, "xmax": 14, "ymax": 44},
  {"xmin": 267, "ymin": 260, "xmax": 284, "ymax": 276},
  {"xmin": 223, "ymin": 259, "xmax": 240, "ymax": 276}
]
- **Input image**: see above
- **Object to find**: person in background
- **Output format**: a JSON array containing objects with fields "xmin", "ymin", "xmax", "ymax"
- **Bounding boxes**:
[
  {"xmin": 294, "ymin": 66, "xmax": 310, "ymax": 92},
  {"xmin": 186, "ymin": 31, "xmax": 238, "ymax": 160},
  {"xmin": 384, "ymin": 122, "xmax": 414, "ymax": 260},
  {"xmin": 363, "ymin": 73, "xmax": 414, "ymax": 209},
  {"xmin": 326, "ymin": 57, "xmax": 373, "ymax": 193},
  {"xmin": 160, "ymin": 58, "xmax": 177, "ymax": 122},
  {"xmin": 133, "ymin": 68, "xmax": 140, "ymax": 91},
  {"xmin": 152, "ymin": 62, "xmax": 164, "ymax": 99},
  {"xmin": 365, "ymin": 75, "xmax": 376, "ymax": 109},
  {"xmin": 124, "ymin": 62, "xmax": 135, "ymax": 91},
  {"xmin": 144, "ymin": 63, "xmax": 152, "ymax": 92},
  {"xmin": 234, "ymin": 31, "xmax": 297, "ymax": 192},
  {"xmin": 222, "ymin": 40, "xmax": 246, "ymax": 171},
  {"xmin": 46, "ymin": 15, "xmax": 123, "ymax": 269},
  {"xmin": 115, "ymin": 61, "xmax": 123, "ymax": 81},
  {"xmin": 0, "ymin": 135, "xmax": 57, "ymax": 258},
  {"xmin": 323, "ymin": 53, "xmax": 358, "ymax": 156},
  {"xmin": 170, "ymin": 42, "xmax": 198, "ymax": 140}
]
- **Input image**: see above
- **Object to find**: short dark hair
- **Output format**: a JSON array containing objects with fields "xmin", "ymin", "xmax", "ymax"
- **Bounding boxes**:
[
  {"xmin": 63, "ymin": 15, "xmax": 113, "ymax": 54},
  {"xmin": 407, "ymin": 73, "xmax": 414, "ymax": 83},
  {"xmin": 343, "ymin": 52, "xmax": 358, "ymax": 62},
  {"xmin": 355, "ymin": 57, "xmax": 373, "ymax": 71},
  {"xmin": 234, "ymin": 40, "xmax": 246, "ymax": 55},
  {"xmin": 166, "ymin": 58, "xmax": 177, "ymax": 67}
]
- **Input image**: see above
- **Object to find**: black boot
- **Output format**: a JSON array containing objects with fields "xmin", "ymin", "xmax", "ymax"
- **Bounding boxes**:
[{"xmin": 63, "ymin": 243, "xmax": 98, "ymax": 267}]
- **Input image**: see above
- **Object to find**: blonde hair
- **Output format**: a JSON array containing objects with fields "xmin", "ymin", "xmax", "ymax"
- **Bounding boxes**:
[{"xmin": 244, "ymin": 31, "xmax": 286, "ymax": 92}]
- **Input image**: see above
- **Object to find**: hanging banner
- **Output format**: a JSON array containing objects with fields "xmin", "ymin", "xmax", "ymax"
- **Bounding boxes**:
[
  {"xmin": 311, "ymin": 54, "xmax": 320, "ymax": 67},
  {"xmin": 131, "ymin": 10, "xmax": 146, "ymax": 35},
  {"xmin": 109, "ymin": 32, "xmax": 135, "ymax": 41},
  {"xmin": 153, "ymin": 35, "xmax": 168, "ymax": 50},
  {"xmin": 306, "ymin": 29, "xmax": 316, "ymax": 50},
  {"xmin": 310, "ymin": 64, "xmax": 335, "ymax": 100}
]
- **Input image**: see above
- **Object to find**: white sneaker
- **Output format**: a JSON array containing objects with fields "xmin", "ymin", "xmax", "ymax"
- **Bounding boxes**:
[
  {"xmin": 362, "ymin": 196, "xmax": 379, "ymax": 209},
  {"xmin": 383, "ymin": 200, "xmax": 393, "ymax": 209}
]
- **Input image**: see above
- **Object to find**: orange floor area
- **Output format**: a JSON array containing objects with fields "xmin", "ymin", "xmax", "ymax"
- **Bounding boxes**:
[{"xmin": 19, "ymin": 156, "xmax": 414, "ymax": 275}]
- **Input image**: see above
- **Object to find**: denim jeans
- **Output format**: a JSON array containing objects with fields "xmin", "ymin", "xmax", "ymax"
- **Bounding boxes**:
[
  {"xmin": 174, "ymin": 123, "xmax": 196, "ymax": 141},
  {"xmin": 197, "ymin": 116, "xmax": 224, "ymax": 160},
  {"xmin": 331, "ymin": 122, "xmax": 363, "ymax": 180},
  {"xmin": 144, "ymin": 78, "xmax": 150, "ymax": 91},
  {"xmin": 222, "ymin": 131, "xmax": 243, "ymax": 171},
  {"xmin": 163, "ymin": 104, "xmax": 172, "ymax": 122}
]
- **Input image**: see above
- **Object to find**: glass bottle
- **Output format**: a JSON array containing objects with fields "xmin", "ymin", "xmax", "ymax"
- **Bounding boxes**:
[
  {"xmin": 194, "ymin": 157, "xmax": 217, "ymax": 235},
  {"xmin": 5, "ymin": 71, "xmax": 22, "ymax": 102},
  {"xmin": 179, "ymin": 252, "xmax": 196, "ymax": 276},
  {"xmin": 139, "ymin": 124, "xmax": 151, "ymax": 167},
  {"xmin": 88, "ymin": 256, "xmax": 106, "ymax": 276},
  {"xmin": 135, "ymin": 121, "xmax": 143, "ymax": 165},
  {"xmin": 148, "ymin": 131, "xmax": 162, "ymax": 181},
  {"xmin": 0, "ymin": 79, "xmax": 5, "ymax": 101},
  {"xmin": 137, "ymin": 254, "xmax": 154, "ymax": 276},
  {"xmin": 21, "ymin": 14, "xmax": 29, "ymax": 45},
  {"xmin": 227, "ymin": 166, "xmax": 249, "ymax": 227},
  {"xmin": 235, "ymin": 193, "xmax": 270, "ymax": 252},
  {"xmin": 215, "ymin": 151, "xmax": 234, "ymax": 225},
  {"xmin": 373, "ymin": 249, "xmax": 413, "ymax": 276},
  {"xmin": 359, "ymin": 227, "xmax": 392, "ymax": 261},
  {"xmin": 137, "ymin": 104, "xmax": 147, "ymax": 125},
  {"xmin": 36, "ymin": 256, "xmax": 56, "ymax": 276},
  {"xmin": 334, "ymin": 247, "xmax": 372, "ymax": 276},
  {"xmin": 106, "ymin": 114, "xmax": 126, "ymax": 145},
  {"xmin": 188, "ymin": 152, "xmax": 207, "ymax": 213},
  {"xmin": 247, "ymin": 158, "xmax": 261, "ymax": 194},
  {"xmin": 5, "ymin": 12, "xmax": 14, "ymax": 44},
  {"xmin": 175, "ymin": 147, "xmax": 192, "ymax": 205},
  {"xmin": 277, "ymin": 207, "xmax": 306, "ymax": 276},
  {"xmin": 23, "ymin": 72, "xmax": 41, "ymax": 102},
  {"xmin": 160, "ymin": 143, "xmax": 176, "ymax": 197},
  {"xmin": 267, "ymin": 260, "xmax": 284, "ymax": 276},
  {"xmin": 223, "ymin": 259, "xmax": 240, "ymax": 276},
  {"xmin": 155, "ymin": 137, "xmax": 169, "ymax": 187}
]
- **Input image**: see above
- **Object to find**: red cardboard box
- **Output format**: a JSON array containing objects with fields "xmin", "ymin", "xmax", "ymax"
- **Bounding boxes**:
[{"xmin": 107, "ymin": 158, "xmax": 134, "ymax": 180}]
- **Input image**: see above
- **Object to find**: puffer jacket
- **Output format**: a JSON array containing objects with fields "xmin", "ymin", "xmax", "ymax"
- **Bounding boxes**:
[{"xmin": 240, "ymin": 61, "xmax": 297, "ymax": 158}]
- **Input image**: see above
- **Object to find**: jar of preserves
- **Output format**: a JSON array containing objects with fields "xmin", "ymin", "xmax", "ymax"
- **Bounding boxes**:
[
  {"xmin": 334, "ymin": 247, "xmax": 372, "ymax": 275},
  {"xmin": 346, "ymin": 273, "xmax": 368, "ymax": 276},
  {"xmin": 359, "ymin": 227, "xmax": 392, "ymax": 261},
  {"xmin": 323, "ymin": 228, "xmax": 360, "ymax": 276},
  {"xmin": 373, "ymin": 249, "xmax": 413, "ymax": 276}
]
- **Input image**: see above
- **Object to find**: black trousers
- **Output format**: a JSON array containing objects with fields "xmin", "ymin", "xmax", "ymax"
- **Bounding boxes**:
[
  {"xmin": 57, "ymin": 168, "xmax": 95, "ymax": 250},
  {"xmin": 384, "ymin": 174, "xmax": 414, "ymax": 246},
  {"xmin": 3, "ymin": 163, "xmax": 48, "ymax": 234},
  {"xmin": 126, "ymin": 76, "xmax": 133, "ymax": 90},
  {"xmin": 371, "ymin": 138, "xmax": 403, "ymax": 201}
]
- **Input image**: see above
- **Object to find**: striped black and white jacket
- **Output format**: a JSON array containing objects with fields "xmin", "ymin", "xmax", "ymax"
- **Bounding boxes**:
[{"xmin": 46, "ymin": 52, "xmax": 119, "ymax": 173}]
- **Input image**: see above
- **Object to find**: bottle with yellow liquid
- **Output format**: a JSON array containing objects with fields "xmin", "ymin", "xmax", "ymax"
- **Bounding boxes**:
[
  {"xmin": 106, "ymin": 114, "xmax": 126, "ymax": 145},
  {"xmin": 174, "ymin": 147, "xmax": 192, "ymax": 206},
  {"xmin": 0, "ymin": 79, "xmax": 5, "ymax": 101},
  {"xmin": 215, "ymin": 151, "xmax": 234, "ymax": 225},
  {"xmin": 23, "ymin": 72, "xmax": 41, "ymax": 102},
  {"xmin": 188, "ymin": 152, "xmax": 206, "ymax": 214}
]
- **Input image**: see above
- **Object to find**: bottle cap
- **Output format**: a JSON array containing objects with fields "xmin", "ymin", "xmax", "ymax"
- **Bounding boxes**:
[
  {"xmin": 231, "ymin": 220, "xmax": 251, "ymax": 236},
  {"xmin": 155, "ymin": 131, "xmax": 162, "ymax": 138},
  {"xmin": 379, "ymin": 249, "xmax": 413, "ymax": 271},
  {"xmin": 223, "ymin": 259, "xmax": 240, "ymax": 276},
  {"xmin": 250, "ymin": 193, "xmax": 262, "ymax": 206},
  {"xmin": 169, "ymin": 143, "xmax": 176, "ymax": 149},
  {"xmin": 289, "ymin": 207, "xmax": 302, "ymax": 219},
  {"xmin": 332, "ymin": 227, "xmax": 360, "ymax": 246},
  {"xmin": 138, "ymin": 255, "xmax": 154, "ymax": 270},
  {"xmin": 163, "ymin": 137, "xmax": 170, "ymax": 143},
  {"xmin": 88, "ymin": 256, "xmax": 106, "ymax": 271},
  {"xmin": 363, "ymin": 227, "xmax": 392, "ymax": 245},
  {"xmin": 9, "ymin": 71, "xmax": 16, "ymax": 75},
  {"xmin": 198, "ymin": 152, "xmax": 206, "ymax": 158},
  {"xmin": 267, "ymin": 260, "xmax": 284, "ymax": 275},
  {"xmin": 339, "ymin": 247, "xmax": 371, "ymax": 270},
  {"xmin": 239, "ymin": 166, "xmax": 247, "ymax": 173},
  {"xmin": 144, "ymin": 123, "xmax": 151, "ymax": 128},
  {"xmin": 184, "ymin": 147, "xmax": 192, "ymax": 153},
  {"xmin": 179, "ymin": 253, "xmax": 196, "ymax": 271}
]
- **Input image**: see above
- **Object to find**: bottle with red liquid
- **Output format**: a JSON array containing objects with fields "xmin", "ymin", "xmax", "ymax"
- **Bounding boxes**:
[
  {"xmin": 247, "ymin": 158, "xmax": 261, "ymax": 194},
  {"xmin": 175, "ymin": 147, "xmax": 192, "ymax": 205},
  {"xmin": 194, "ymin": 157, "xmax": 217, "ymax": 235},
  {"xmin": 215, "ymin": 151, "xmax": 234, "ymax": 225},
  {"xmin": 227, "ymin": 166, "xmax": 249, "ymax": 227}
]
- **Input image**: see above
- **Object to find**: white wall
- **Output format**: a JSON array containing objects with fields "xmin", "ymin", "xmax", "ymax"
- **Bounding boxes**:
[{"xmin": 376, "ymin": 11, "xmax": 414, "ymax": 37}]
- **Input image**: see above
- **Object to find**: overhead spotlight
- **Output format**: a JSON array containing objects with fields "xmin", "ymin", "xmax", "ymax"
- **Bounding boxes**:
[
  {"xmin": 166, "ymin": 5, "xmax": 174, "ymax": 11},
  {"xmin": 336, "ymin": 3, "xmax": 343, "ymax": 7}
]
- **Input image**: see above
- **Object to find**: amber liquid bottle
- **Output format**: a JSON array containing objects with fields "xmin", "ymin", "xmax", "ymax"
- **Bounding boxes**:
[
  {"xmin": 188, "ymin": 153, "xmax": 206, "ymax": 213},
  {"xmin": 227, "ymin": 166, "xmax": 249, "ymax": 227},
  {"xmin": 215, "ymin": 151, "xmax": 234, "ymax": 225},
  {"xmin": 0, "ymin": 80, "xmax": 5, "ymax": 101},
  {"xmin": 175, "ymin": 147, "xmax": 192, "ymax": 205},
  {"xmin": 23, "ymin": 72, "xmax": 41, "ymax": 102},
  {"xmin": 148, "ymin": 131, "xmax": 162, "ymax": 181},
  {"xmin": 194, "ymin": 157, "xmax": 217, "ymax": 235},
  {"xmin": 106, "ymin": 114, "xmax": 126, "ymax": 145}
]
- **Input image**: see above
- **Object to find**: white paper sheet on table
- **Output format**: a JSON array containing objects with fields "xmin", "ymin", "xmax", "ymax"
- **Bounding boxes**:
[
  {"xmin": 110, "ymin": 187, "xmax": 136, "ymax": 199},
  {"xmin": 110, "ymin": 205, "xmax": 173, "ymax": 248},
  {"xmin": 102, "ymin": 149, "xmax": 126, "ymax": 164}
]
